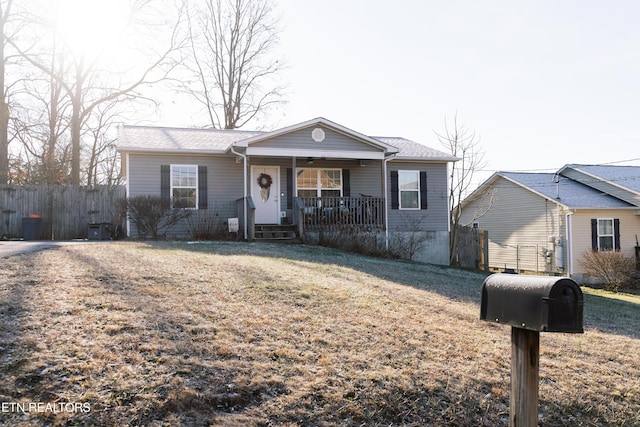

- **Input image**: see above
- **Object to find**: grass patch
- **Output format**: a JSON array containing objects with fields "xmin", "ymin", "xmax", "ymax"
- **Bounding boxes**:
[
  {"xmin": 583, "ymin": 286, "xmax": 640, "ymax": 305},
  {"xmin": 0, "ymin": 241, "xmax": 638, "ymax": 426}
]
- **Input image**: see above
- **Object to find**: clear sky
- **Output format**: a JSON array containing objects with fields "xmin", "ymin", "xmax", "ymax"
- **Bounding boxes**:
[{"xmin": 154, "ymin": 0, "xmax": 640, "ymax": 188}]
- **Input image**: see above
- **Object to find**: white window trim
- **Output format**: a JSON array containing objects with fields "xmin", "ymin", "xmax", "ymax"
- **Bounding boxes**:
[
  {"xmin": 597, "ymin": 218, "xmax": 614, "ymax": 251},
  {"xmin": 398, "ymin": 170, "xmax": 420, "ymax": 210},
  {"xmin": 171, "ymin": 164, "xmax": 198, "ymax": 209},
  {"xmin": 296, "ymin": 168, "xmax": 343, "ymax": 197}
]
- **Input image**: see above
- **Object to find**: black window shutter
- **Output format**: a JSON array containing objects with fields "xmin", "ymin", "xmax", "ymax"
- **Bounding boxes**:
[
  {"xmin": 198, "ymin": 166, "xmax": 208, "ymax": 209},
  {"xmin": 614, "ymin": 218, "xmax": 621, "ymax": 251},
  {"xmin": 342, "ymin": 169, "xmax": 350, "ymax": 197},
  {"xmin": 419, "ymin": 171, "xmax": 428, "ymax": 210},
  {"xmin": 590, "ymin": 219, "xmax": 598, "ymax": 250},
  {"xmin": 161, "ymin": 165, "xmax": 170, "ymax": 203},
  {"xmin": 286, "ymin": 168, "xmax": 293, "ymax": 209},
  {"xmin": 391, "ymin": 170, "xmax": 399, "ymax": 210}
]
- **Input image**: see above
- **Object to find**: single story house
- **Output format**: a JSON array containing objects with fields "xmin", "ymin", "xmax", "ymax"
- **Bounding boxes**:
[
  {"xmin": 458, "ymin": 164, "xmax": 640, "ymax": 281},
  {"xmin": 117, "ymin": 117, "xmax": 458, "ymax": 265}
]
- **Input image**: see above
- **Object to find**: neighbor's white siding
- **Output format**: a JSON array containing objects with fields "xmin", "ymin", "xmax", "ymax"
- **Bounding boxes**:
[
  {"xmin": 568, "ymin": 209, "xmax": 640, "ymax": 277},
  {"xmin": 459, "ymin": 177, "xmax": 566, "ymax": 274}
]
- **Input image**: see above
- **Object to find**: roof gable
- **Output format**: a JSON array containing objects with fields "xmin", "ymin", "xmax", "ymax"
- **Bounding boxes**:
[{"xmin": 233, "ymin": 117, "xmax": 398, "ymax": 154}]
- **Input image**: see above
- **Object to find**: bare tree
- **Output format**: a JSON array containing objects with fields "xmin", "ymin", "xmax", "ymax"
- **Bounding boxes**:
[
  {"xmin": 0, "ymin": 0, "xmax": 24, "ymax": 184},
  {"xmin": 11, "ymin": 0, "xmax": 184, "ymax": 185},
  {"xmin": 0, "ymin": 0, "xmax": 11, "ymax": 183},
  {"xmin": 84, "ymin": 100, "xmax": 122, "ymax": 186},
  {"xmin": 435, "ymin": 114, "xmax": 487, "ymax": 265},
  {"xmin": 12, "ymin": 63, "xmax": 72, "ymax": 185},
  {"xmin": 183, "ymin": 0, "xmax": 285, "ymax": 129}
]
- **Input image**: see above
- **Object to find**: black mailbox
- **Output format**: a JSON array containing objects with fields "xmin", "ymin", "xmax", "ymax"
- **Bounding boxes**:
[{"xmin": 480, "ymin": 273, "xmax": 583, "ymax": 333}]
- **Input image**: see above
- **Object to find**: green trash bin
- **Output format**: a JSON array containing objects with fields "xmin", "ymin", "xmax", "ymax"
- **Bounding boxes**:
[{"xmin": 22, "ymin": 216, "xmax": 42, "ymax": 240}]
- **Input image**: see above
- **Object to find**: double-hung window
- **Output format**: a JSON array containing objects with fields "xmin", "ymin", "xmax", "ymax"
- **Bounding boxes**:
[
  {"xmin": 399, "ymin": 170, "xmax": 420, "ymax": 209},
  {"xmin": 171, "ymin": 165, "xmax": 198, "ymax": 208},
  {"xmin": 296, "ymin": 168, "xmax": 342, "ymax": 198},
  {"xmin": 596, "ymin": 218, "xmax": 614, "ymax": 251}
]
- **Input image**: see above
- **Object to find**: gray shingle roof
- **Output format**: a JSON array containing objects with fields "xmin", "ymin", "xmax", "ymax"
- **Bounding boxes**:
[
  {"xmin": 375, "ymin": 136, "xmax": 458, "ymax": 161},
  {"xmin": 501, "ymin": 172, "xmax": 635, "ymax": 209},
  {"xmin": 117, "ymin": 123, "xmax": 458, "ymax": 162},
  {"xmin": 118, "ymin": 125, "xmax": 263, "ymax": 153},
  {"xmin": 564, "ymin": 164, "xmax": 640, "ymax": 194}
]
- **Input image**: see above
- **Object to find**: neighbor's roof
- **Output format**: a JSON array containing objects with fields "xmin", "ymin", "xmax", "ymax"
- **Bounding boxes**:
[
  {"xmin": 117, "ymin": 119, "xmax": 458, "ymax": 162},
  {"xmin": 500, "ymin": 172, "xmax": 636, "ymax": 209},
  {"xmin": 561, "ymin": 164, "xmax": 640, "ymax": 194}
]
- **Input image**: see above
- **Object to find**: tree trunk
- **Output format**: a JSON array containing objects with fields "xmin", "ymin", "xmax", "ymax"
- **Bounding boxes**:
[{"xmin": 70, "ymin": 65, "xmax": 83, "ymax": 185}]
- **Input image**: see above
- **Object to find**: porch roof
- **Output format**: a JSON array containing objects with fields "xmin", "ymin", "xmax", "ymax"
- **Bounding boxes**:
[{"xmin": 117, "ymin": 118, "xmax": 458, "ymax": 162}]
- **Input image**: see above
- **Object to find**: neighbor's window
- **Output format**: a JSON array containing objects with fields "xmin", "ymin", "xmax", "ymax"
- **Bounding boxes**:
[
  {"xmin": 296, "ymin": 168, "xmax": 342, "ymax": 198},
  {"xmin": 399, "ymin": 170, "xmax": 420, "ymax": 209},
  {"xmin": 171, "ymin": 165, "xmax": 197, "ymax": 208},
  {"xmin": 597, "ymin": 218, "xmax": 614, "ymax": 251}
]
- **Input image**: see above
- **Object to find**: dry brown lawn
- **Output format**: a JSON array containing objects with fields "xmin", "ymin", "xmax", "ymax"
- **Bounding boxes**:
[{"xmin": 0, "ymin": 241, "xmax": 638, "ymax": 426}]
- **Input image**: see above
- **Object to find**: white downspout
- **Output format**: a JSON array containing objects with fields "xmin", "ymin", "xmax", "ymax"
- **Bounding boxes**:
[
  {"xmin": 565, "ymin": 210, "xmax": 575, "ymax": 277},
  {"xmin": 230, "ymin": 145, "xmax": 248, "ymax": 240},
  {"xmin": 383, "ymin": 154, "xmax": 396, "ymax": 250}
]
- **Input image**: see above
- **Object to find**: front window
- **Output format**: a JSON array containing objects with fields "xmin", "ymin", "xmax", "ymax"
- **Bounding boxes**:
[
  {"xmin": 171, "ymin": 165, "xmax": 197, "ymax": 208},
  {"xmin": 597, "ymin": 218, "xmax": 614, "ymax": 251},
  {"xmin": 399, "ymin": 171, "xmax": 419, "ymax": 209},
  {"xmin": 296, "ymin": 168, "xmax": 342, "ymax": 198}
]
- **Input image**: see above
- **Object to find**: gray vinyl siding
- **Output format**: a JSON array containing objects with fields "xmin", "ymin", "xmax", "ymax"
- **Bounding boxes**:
[
  {"xmin": 250, "ymin": 126, "xmax": 380, "ymax": 153},
  {"xmin": 459, "ymin": 177, "xmax": 565, "ymax": 273},
  {"xmin": 387, "ymin": 161, "xmax": 449, "ymax": 232},
  {"xmin": 127, "ymin": 153, "xmax": 243, "ymax": 237},
  {"xmin": 128, "ymin": 153, "xmax": 243, "ymax": 199}
]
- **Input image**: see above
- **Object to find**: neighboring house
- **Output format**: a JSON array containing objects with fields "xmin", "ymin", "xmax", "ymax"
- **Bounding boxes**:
[
  {"xmin": 117, "ymin": 117, "xmax": 458, "ymax": 265},
  {"xmin": 458, "ymin": 164, "xmax": 640, "ymax": 282}
]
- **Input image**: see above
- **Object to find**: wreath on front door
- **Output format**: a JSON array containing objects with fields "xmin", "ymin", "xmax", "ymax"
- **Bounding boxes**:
[{"xmin": 257, "ymin": 173, "xmax": 273, "ymax": 189}]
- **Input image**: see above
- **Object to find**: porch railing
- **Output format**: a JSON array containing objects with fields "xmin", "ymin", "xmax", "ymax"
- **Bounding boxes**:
[{"xmin": 296, "ymin": 196, "xmax": 385, "ymax": 231}]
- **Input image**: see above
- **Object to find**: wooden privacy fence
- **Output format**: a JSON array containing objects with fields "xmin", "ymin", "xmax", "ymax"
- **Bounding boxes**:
[
  {"xmin": 0, "ymin": 185, "xmax": 126, "ymax": 240},
  {"xmin": 453, "ymin": 224, "xmax": 489, "ymax": 270}
]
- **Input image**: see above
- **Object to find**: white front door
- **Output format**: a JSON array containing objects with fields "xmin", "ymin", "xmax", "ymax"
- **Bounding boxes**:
[{"xmin": 251, "ymin": 166, "xmax": 280, "ymax": 224}]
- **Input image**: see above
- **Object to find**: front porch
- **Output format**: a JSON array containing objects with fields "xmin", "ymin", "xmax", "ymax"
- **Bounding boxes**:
[
  {"xmin": 239, "ymin": 195, "xmax": 386, "ymax": 241},
  {"xmin": 296, "ymin": 196, "xmax": 385, "ymax": 231}
]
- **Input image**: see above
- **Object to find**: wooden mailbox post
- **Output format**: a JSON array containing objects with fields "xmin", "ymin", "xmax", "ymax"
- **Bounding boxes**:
[{"xmin": 480, "ymin": 274, "xmax": 584, "ymax": 427}]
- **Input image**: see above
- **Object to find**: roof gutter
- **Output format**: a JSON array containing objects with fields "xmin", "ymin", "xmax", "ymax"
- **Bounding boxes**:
[{"xmin": 230, "ymin": 145, "xmax": 248, "ymax": 240}]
